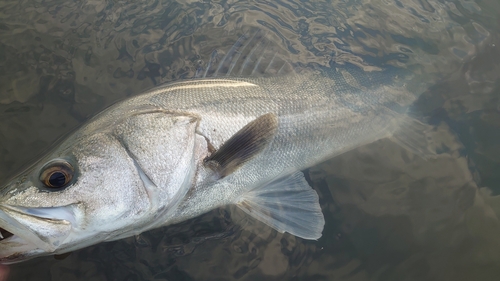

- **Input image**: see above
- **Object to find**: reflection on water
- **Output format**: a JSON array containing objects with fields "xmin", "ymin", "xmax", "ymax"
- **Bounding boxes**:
[{"xmin": 0, "ymin": 0, "xmax": 499, "ymax": 280}]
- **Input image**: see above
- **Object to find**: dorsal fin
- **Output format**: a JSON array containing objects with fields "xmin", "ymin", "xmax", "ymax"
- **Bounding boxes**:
[{"xmin": 196, "ymin": 29, "xmax": 294, "ymax": 78}]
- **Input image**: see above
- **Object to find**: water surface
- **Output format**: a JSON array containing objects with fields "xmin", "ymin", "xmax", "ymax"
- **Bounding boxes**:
[{"xmin": 0, "ymin": 0, "xmax": 499, "ymax": 280}]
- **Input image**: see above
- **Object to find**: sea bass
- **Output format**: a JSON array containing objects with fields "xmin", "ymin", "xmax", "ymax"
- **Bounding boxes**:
[{"xmin": 0, "ymin": 38, "xmax": 433, "ymax": 263}]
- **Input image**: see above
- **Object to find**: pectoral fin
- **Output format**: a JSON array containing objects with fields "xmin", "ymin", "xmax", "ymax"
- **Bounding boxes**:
[
  {"xmin": 204, "ymin": 113, "xmax": 278, "ymax": 178},
  {"xmin": 236, "ymin": 171, "xmax": 325, "ymax": 240}
]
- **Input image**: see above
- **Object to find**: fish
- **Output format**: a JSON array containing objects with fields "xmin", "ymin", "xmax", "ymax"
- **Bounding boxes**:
[{"xmin": 0, "ymin": 32, "xmax": 435, "ymax": 263}]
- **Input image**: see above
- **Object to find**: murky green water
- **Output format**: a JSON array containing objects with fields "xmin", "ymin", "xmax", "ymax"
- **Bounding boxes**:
[{"xmin": 0, "ymin": 0, "xmax": 499, "ymax": 280}]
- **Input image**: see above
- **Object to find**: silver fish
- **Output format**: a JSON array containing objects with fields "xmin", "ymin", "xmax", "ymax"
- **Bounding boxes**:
[{"xmin": 0, "ymin": 36, "xmax": 434, "ymax": 264}]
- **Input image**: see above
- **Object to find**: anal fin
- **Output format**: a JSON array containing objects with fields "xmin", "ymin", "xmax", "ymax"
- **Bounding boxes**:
[
  {"xmin": 236, "ymin": 171, "xmax": 325, "ymax": 240},
  {"xmin": 390, "ymin": 115, "xmax": 438, "ymax": 159}
]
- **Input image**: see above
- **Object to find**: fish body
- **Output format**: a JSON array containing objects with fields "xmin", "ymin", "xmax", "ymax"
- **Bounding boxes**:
[{"xmin": 0, "ymin": 64, "xmax": 427, "ymax": 263}]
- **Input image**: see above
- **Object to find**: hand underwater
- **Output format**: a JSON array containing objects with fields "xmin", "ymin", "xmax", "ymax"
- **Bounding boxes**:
[{"xmin": 0, "ymin": 265, "xmax": 9, "ymax": 281}]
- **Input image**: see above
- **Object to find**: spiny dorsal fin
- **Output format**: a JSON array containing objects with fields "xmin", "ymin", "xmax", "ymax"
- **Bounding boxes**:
[
  {"xmin": 196, "ymin": 29, "xmax": 294, "ymax": 78},
  {"xmin": 204, "ymin": 113, "xmax": 278, "ymax": 178}
]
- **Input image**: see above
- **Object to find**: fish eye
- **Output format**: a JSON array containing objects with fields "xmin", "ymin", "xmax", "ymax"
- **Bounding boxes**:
[{"xmin": 39, "ymin": 160, "xmax": 75, "ymax": 190}]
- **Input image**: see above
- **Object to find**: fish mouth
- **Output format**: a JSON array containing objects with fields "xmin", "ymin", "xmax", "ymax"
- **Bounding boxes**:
[
  {"xmin": 0, "ymin": 228, "xmax": 13, "ymax": 241},
  {"xmin": 0, "ymin": 225, "xmax": 44, "ymax": 264},
  {"xmin": 0, "ymin": 205, "xmax": 77, "ymax": 264}
]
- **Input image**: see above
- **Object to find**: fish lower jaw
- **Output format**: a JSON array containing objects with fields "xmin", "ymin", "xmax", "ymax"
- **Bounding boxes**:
[
  {"xmin": 0, "ymin": 232, "xmax": 46, "ymax": 264},
  {"xmin": 0, "ymin": 204, "xmax": 78, "ymax": 263}
]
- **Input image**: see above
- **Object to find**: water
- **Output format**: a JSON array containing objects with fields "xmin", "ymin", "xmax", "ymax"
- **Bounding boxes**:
[{"xmin": 0, "ymin": 0, "xmax": 499, "ymax": 280}]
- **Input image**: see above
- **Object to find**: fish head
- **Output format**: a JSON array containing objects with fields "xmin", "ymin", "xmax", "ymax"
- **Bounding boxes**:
[{"xmin": 0, "ymin": 109, "xmax": 200, "ymax": 264}]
